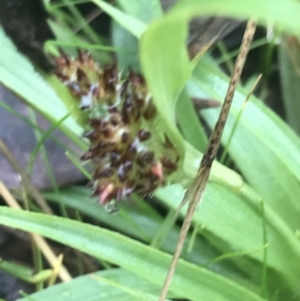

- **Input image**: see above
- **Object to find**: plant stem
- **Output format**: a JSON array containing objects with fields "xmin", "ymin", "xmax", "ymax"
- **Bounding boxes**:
[{"xmin": 158, "ymin": 19, "xmax": 257, "ymax": 301}]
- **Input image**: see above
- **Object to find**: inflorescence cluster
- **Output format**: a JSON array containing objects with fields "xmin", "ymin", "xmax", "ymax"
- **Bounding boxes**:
[{"xmin": 55, "ymin": 50, "xmax": 179, "ymax": 205}]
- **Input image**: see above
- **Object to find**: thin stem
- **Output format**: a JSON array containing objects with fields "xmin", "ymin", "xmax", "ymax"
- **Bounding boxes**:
[
  {"xmin": 158, "ymin": 19, "xmax": 257, "ymax": 301},
  {"xmin": 0, "ymin": 138, "xmax": 53, "ymax": 215},
  {"xmin": 0, "ymin": 181, "xmax": 72, "ymax": 282}
]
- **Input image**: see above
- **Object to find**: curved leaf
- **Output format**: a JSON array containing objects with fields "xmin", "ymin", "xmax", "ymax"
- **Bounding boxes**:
[
  {"xmin": 0, "ymin": 207, "xmax": 264, "ymax": 301},
  {"xmin": 17, "ymin": 269, "xmax": 173, "ymax": 301}
]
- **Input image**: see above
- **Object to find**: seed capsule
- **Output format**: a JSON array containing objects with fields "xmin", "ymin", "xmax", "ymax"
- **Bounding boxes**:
[
  {"xmin": 138, "ymin": 130, "xmax": 151, "ymax": 142},
  {"xmin": 121, "ymin": 132, "xmax": 129, "ymax": 143},
  {"xmin": 94, "ymin": 167, "xmax": 114, "ymax": 178},
  {"xmin": 140, "ymin": 151, "xmax": 154, "ymax": 164},
  {"xmin": 161, "ymin": 157, "xmax": 177, "ymax": 171},
  {"xmin": 110, "ymin": 151, "xmax": 121, "ymax": 166},
  {"xmin": 118, "ymin": 161, "xmax": 133, "ymax": 182}
]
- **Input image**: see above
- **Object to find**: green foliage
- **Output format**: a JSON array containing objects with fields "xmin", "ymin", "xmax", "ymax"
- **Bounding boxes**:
[
  {"xmin": 0, "ymin": 0, "xmax": 300, "ymax": 300},
  {"xmin": 279, "ymin": 38, "xmax": 300, "ymax": 135},
  {"xmin": 0, "ymin": 207, "xmax": 265, "ymax": 301},
  {"xmin": 19, "ymin": 269, "xmax": 172, "ymax": 301}
]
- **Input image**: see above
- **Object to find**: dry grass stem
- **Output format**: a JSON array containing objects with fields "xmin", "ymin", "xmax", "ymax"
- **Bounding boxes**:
[
  {"xmin": 158, "ymin": 19, "xmax": 257, "ymax": 301},
  {"xmin": 0, "ymin": 181, "xmax": 72, "ymax": 282}
]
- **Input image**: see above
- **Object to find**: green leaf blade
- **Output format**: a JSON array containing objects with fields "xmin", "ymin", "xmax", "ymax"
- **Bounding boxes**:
[{"xmin": 0, "ymin": 207, "xmax": 265, "ymax": 301}]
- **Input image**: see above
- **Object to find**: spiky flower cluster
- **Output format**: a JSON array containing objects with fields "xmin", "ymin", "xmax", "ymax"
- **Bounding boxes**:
[{"xmin": 55, "ymin": 50, "xmax": 179, "ymax": 205}]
